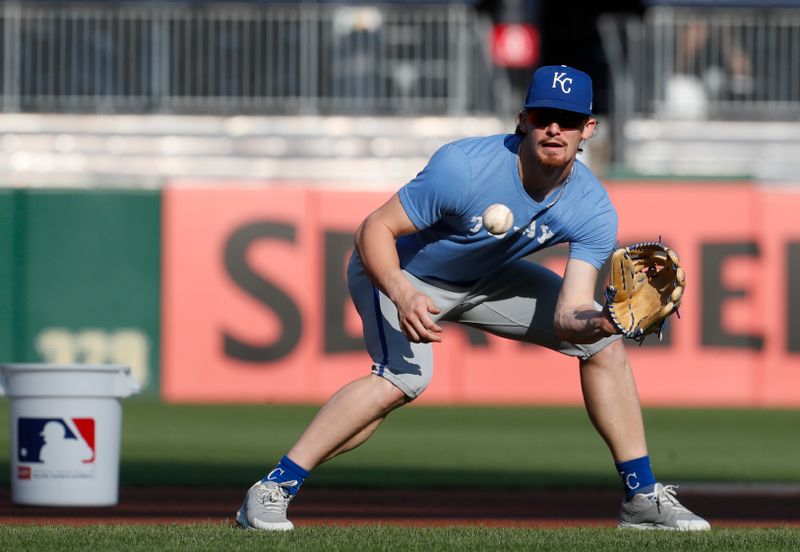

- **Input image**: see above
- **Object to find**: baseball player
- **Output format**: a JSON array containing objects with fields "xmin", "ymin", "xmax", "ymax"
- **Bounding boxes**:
[{"xmin": 235, "ymin": 65, "xmax": 710, "ymax": 531}]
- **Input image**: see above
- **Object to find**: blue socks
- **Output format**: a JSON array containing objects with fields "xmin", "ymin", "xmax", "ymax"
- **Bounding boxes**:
[
  {"xmin": 615, "ymin": 455, "xmax": 657, "ymax": 500},
  {"xmin": 266, "ymin": 453, "xmax": 653, "ymax": 500},
  {"xmin": 262, "ymin": 455, "xmax": 309, "ymax": 496}
]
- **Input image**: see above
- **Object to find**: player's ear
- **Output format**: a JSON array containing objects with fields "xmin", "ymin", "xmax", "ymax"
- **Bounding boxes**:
[
  {"xmin": 517, "ymin": 109, "xmax": 530, "ymax": 133},
  {"xmin": 581, "ymin": 118, "xmax": 597, "ymax": 139}
]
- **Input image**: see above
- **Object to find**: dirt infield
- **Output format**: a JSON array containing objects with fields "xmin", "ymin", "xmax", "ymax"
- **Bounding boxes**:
[{"xmin": 1, "ymin": 487, "xmax": 799, "ymax": 528}]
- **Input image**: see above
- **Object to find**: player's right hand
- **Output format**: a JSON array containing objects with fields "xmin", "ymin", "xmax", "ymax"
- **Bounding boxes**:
[{"xmin": 396, "ymin": 292, "xmax": 443, "ymax": 343}]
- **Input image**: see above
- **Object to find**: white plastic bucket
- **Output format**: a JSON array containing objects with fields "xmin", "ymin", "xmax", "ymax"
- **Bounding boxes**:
[{"xmin": 0, "ymin": 363, "xmax": 140, "ymax": 506}]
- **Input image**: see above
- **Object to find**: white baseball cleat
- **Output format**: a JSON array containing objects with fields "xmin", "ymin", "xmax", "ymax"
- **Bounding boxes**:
[
  {"xmin": 618, "ymin": 483, "xmax": 711, "ymax": 530},
  {"xmin": 235, "ymin": 480, "xmax": 296, "ymax": 531}
]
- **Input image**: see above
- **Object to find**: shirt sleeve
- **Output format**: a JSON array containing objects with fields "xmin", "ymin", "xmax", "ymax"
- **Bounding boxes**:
[
  {"xmin": 398, "ymin": 143, "xmax": 472, "ymax": 230},
  {"xmin": 568, "ymin": 193, "xmax": 618, "ymax": 270}
]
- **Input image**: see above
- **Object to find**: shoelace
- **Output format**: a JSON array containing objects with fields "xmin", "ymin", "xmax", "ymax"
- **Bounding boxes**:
[
  {"xmin": 257, "ymin": 480, "xmax": 297, "ymax": 512},
  {"xmin": 646, "ymin": 485, "xmax": 691, "ymax": 514}
]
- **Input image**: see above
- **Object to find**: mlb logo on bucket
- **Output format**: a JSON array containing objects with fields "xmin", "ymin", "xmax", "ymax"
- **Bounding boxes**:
[{"xmin": 17, "ymin": 418, "xmax": 96, "ymax": 471}]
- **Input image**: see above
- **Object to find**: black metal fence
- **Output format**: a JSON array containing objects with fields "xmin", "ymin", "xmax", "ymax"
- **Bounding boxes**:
[
  {"xmin": 0, "ymin": 2, "xmax": 509, "ymax": 115},
  {"xmin": 600, "ymin": 6, "xmax": 800, "ymax": 121}
]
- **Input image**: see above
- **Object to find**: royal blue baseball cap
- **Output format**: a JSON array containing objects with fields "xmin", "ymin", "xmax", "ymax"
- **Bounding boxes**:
[{"xmin": 524, "ymin": 65, "xmax": 593, "ymax": 116}]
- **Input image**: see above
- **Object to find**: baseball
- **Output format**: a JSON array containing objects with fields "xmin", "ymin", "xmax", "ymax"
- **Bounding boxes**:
[{"xmin": 482, "ymin": 203, "xmax": 513, "ymax": 235}]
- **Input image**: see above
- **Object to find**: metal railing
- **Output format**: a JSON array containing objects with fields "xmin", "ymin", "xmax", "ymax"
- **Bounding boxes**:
[
  {"xmin": 599, "ymin": 6, "xmax": 800, "ymax": 121},
  {"xmin": 0, "ymin": 2, "xmax": 509, "ymax": 115}
]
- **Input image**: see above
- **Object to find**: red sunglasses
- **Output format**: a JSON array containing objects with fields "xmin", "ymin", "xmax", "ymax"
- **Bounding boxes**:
[{"xmin": 526, "ymin": 109, "xmax": 588, "ymax": 130}]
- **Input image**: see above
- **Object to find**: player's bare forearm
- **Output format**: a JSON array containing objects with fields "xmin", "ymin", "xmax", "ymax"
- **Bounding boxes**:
[
  {"xmin": 354, "ymin": 195, "xmax": 443, "ymax": 343},
  {"xmin": 555, "ymin": 259, "xmax": 619, "ymax": 343},
  {"xmin": 354, "ymin": 211, "xmax": 415, "ymax": 303},
  {"xmin": 554, "ymin": 305, "xmax": 618, "ymax": 344}
]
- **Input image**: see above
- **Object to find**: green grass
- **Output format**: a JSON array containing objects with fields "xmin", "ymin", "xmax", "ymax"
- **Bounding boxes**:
[
  {"xmin": 1, "ymin": 399, "xmax": 799, "ymax": 489},
  {"xmin": 1, "ymin": 525, "xmax": 799, "ymax": 552},
  {"xmin": 2, "ymin": 401, "xmax": 799, "ymax": 550}
]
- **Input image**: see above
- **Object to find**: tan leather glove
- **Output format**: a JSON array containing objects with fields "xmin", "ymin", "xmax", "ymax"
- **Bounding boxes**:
[{"xmin": 605, "ymin": 241, "xmax": 686, "ymax": 342}]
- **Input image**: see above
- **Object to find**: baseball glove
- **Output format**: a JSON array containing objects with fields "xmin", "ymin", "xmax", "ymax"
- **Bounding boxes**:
[{"xmin": 604, "ymin": 241, "xmax": 686, "ymax": 342}]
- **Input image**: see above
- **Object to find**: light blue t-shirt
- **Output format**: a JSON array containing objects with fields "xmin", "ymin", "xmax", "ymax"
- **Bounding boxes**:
[{"xmin": 395, "ymin": 134, "xmax": 618, "ymax": 285}]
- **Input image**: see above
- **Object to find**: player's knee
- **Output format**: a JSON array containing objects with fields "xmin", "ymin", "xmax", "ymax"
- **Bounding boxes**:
[
  {"xmin": 405, "ymin": 372, "xmax": 432, "ymax": 400},
  {"xmin": 587, "ymin": 338, "xmax": 627, "ymax": 365},
  {"xmin": 396, "ymin": 372, "xmax": 432, "ymax": 401},
  {"xmin": 373, "ymin": 374, "xmax": 412, "ymax": 410},
  {"xmin": 372, "ymin": 365, "xmax": 432, "ymax": 402}
]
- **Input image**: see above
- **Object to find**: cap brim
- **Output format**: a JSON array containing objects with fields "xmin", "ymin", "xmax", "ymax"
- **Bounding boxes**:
[{"xmin": 524, "ymin": 98, "xmax": 591, "ymax": 116}]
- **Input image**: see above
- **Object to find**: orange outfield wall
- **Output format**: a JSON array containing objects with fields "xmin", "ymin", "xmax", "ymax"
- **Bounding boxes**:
[{"xmin": 161, "ymin": 182, "xmax": 800, "ymax": 407}]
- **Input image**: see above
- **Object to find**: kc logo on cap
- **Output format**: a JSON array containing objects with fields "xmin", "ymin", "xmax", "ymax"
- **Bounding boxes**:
[
  {"xmin": 551, "ymin": 71, "xmax": 573, "ymax": 94},
  {"xmin": 524, "ymin": 65, "xmax": 593, "ymax": 115}
]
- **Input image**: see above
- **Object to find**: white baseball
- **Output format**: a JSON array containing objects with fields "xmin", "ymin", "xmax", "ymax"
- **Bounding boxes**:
[{"xmin": 482, "ymin": 203, "xmax": 513, "ymax": 235}]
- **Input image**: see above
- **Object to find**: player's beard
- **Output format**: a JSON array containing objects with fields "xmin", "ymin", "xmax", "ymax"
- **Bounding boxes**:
[{"xmin": 536, "ymin": 144, "xmax": 568, "ymax": 170}]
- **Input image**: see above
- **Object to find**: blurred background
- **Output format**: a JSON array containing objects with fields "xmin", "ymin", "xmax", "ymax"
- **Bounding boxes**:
[{"xmin": 1, "ymin": 0, "xmax": 799, "ymax": 408}]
